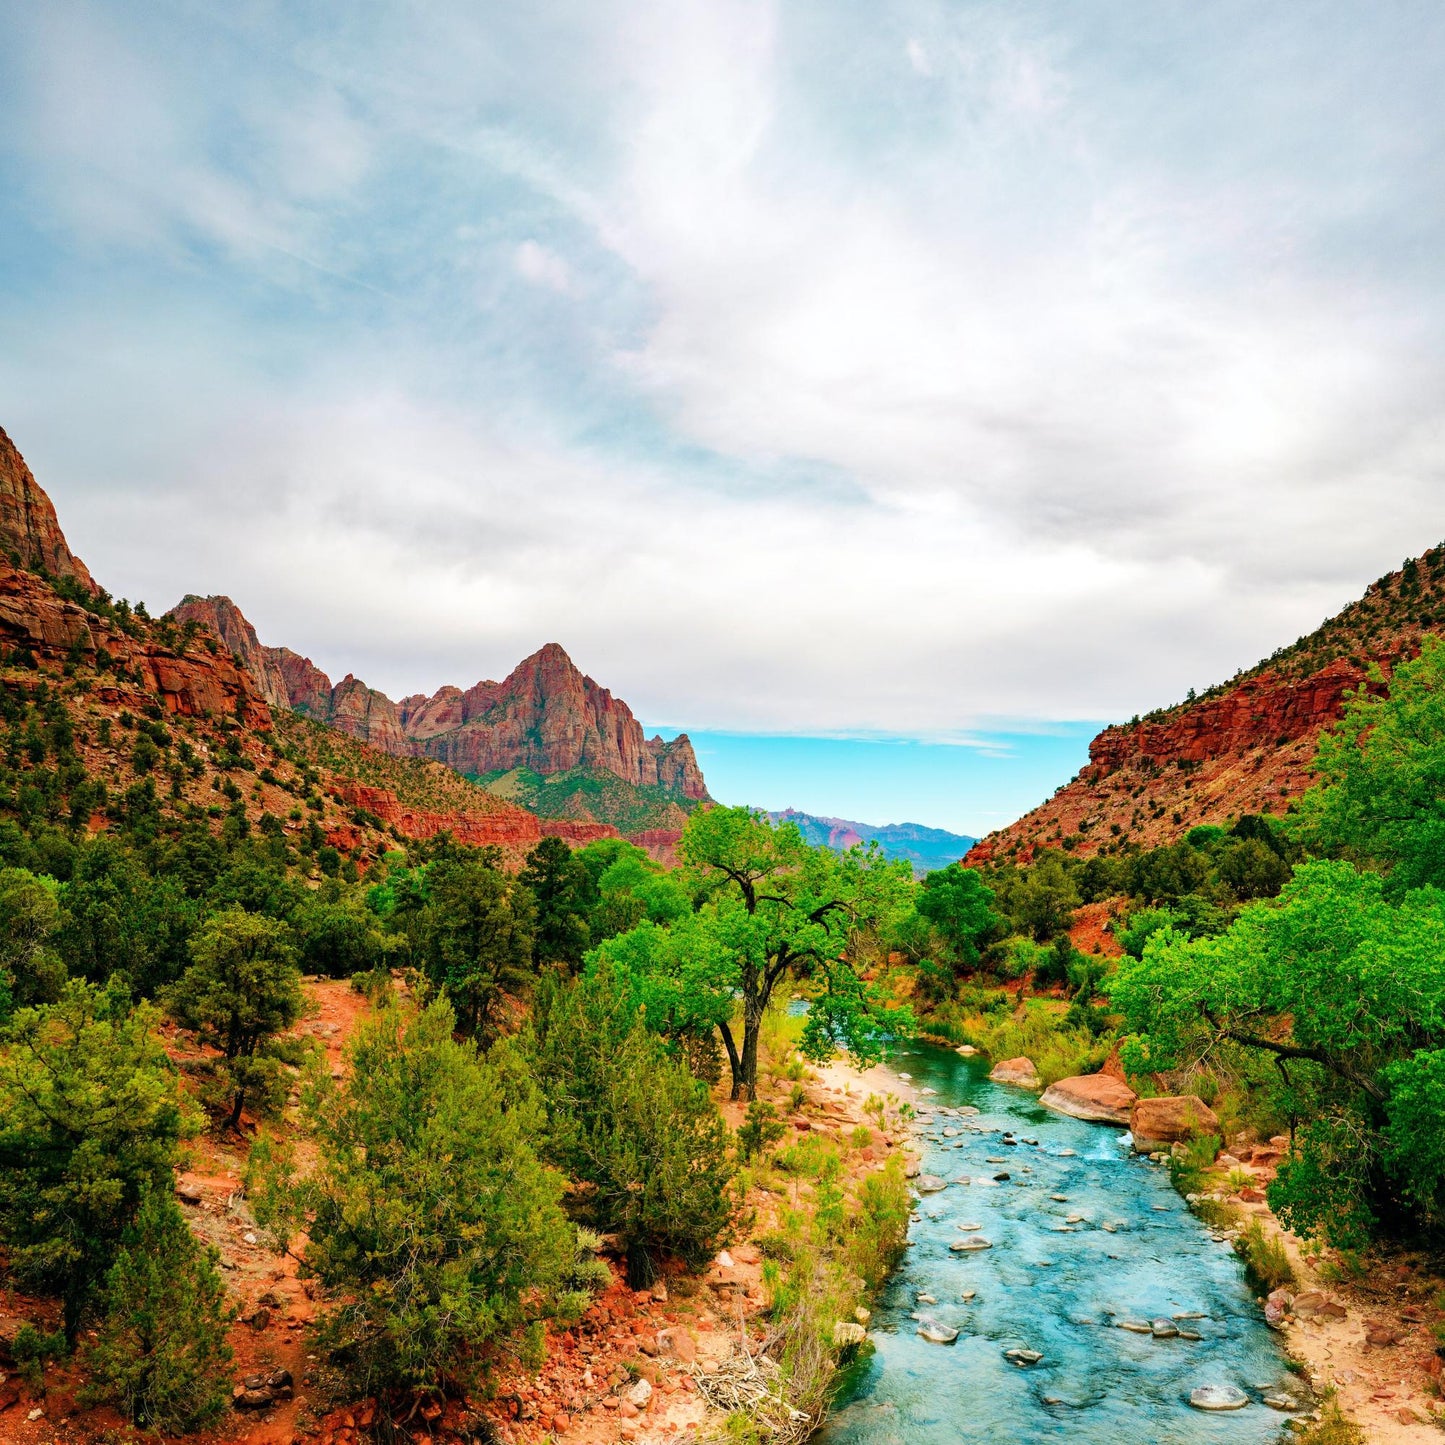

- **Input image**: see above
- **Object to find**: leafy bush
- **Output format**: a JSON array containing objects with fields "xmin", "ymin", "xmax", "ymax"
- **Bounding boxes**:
[
  {"xmin": 0, "ymin": 981, "xmax": 198, "ymax": 1340},
  {"xmin": 82, "ymin": 1188, "xmax": 234, "ymax": 1432},
  {"xmin": 738, "ymin": 1100, "xmax": 787, "ymax": 1160},
  {"xmin": 1235, "ymin": 1219, "xmax": 1294, "ymax": 1292},
  {"xmin": 250, "ymin": 998, "xmax": 573, "ymax": 1396},
  {"xmin": 165, "ymin": 906, "xmax": 303, "ymax": 1128},
  {"xmin": 527, "ymin": 968, "xmax": 738, "ymax": 1284}
]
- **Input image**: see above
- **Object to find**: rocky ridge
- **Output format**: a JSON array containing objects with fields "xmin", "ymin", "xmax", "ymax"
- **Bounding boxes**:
[
  {"xmin": 969, "ymin": 544, "xmax": 1445, "ymax": 863},
  {"xmin": 169, "ymin": 596, "xmax": 708, "ymax": 827}
]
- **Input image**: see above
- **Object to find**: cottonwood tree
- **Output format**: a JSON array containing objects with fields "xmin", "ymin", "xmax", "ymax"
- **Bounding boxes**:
[
  {"xmin": 666, "ymin": 807, "xmax": 915, "ymax": 1099},
  {"xmin": 1110, "ymin": 860, "xmax": 1445, "ymax": 1245}
]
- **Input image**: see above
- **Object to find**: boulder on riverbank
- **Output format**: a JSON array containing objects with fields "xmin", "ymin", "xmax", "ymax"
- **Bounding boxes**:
[
  {"xmin": 988, "ymin": 1056, "xmax": 1042, "ymax": 1089},
  {"xmin": 1039, "ymin": 1073, "xmax": 1136, "ymax": 1125},
  {"xmin": 1130, "ymin": 1095, "xmax": 1221, "ymax": 1153}
]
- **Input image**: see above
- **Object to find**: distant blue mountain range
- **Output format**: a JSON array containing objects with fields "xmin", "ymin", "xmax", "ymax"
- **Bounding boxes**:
[{"xmin": 767, "ymin": 808, "xmax": 975, "ymax": 876}]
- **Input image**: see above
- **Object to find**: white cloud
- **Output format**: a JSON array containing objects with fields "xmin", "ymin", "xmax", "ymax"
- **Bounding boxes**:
[
  {"xmin": 514, "ymin": 240, "xmax": 576, "ymax": 293},
  {"xmin": 3, "ymin": 0, "xmax": 1445, "ymax": 747}
]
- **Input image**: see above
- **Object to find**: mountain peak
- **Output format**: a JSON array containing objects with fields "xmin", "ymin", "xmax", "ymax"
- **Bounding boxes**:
[{"xmin": 0, "ymin": 427, "xmax": 96, "ymax": 595}]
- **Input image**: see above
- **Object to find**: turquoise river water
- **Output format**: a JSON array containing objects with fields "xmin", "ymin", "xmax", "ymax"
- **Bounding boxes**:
[{"xmin": 820, "ymin": 1042, "xmax": 1291, "ymax": 1445}]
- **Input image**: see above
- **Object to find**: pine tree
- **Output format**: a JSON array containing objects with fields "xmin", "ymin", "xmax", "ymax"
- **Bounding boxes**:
[{"xmin": 83, "ymin": 1188, "xmax": 234, "ymax": 1432}]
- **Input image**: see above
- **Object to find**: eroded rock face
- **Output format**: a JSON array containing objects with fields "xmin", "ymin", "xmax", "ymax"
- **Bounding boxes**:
[
  {"xmin": 170, "ymin": 595, "xmax": 291, "ymax": 708},
  {"xmin": 1130, "ymin": 1095, "xmax": 1221, "ymax": 1152},
  {"xmin": 0, "ymin": 426, "xmax": 96, "ymax": 595},
  {"xmin": 0, "ymin": 567, "xmax": 270, "ymax": 729},
  {"xmin": 967, "ymin": 545, "xmax": 1445, "ymax": 863},
  {"xmin": 332, "ymin": 783, "xmax": 542, "ymax": 851},
  {"xmin": 166, "ymin": 597, "xmax": 710, "ymax": 806},
  {"xmin": 1039, "ymin": 1073, "xmax": 1137, "ymax": 1126}
]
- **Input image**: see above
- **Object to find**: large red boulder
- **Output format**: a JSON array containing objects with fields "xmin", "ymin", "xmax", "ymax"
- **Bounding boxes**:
[
  {"xmin": 1040, "ymin": 1073, "xmax": 1137, "ymax": 1126},
  {"xmin": 1130, "ymin": 1095, "xmax": 1221, "ymax": 1152},
  {"xmin": 988, "ymin": 1057, "xmax": 1041, "ymax": 1089}
]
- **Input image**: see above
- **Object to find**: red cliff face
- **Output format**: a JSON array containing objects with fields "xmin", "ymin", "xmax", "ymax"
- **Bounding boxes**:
[
  {"xmin": 968, "ymin": 546, "xmax": 1445, "ymax": 863},
  {"xmin": 0, "ymin": 426, "xmax": 97, "ymax": 595},
  {"xmin": 402, "ymin": 643, "xmax": 709, "ymax": 796},
  {"xmin": 170, "ymin": 595, "xmax": 291, "ymax": 709},
  {"xmin": 0, "ymin": 566, "xmax": 270, "ymax": 729},
  {"xmin": 332, "ymin": 782, "xmax": 542, "ymax": 851},
  {"xmin": 165, "ymin": 600, "xmax": 711, "ymax": 807}
]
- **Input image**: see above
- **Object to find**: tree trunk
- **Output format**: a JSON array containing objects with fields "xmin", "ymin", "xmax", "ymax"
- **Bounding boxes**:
[
  {"xmin": 738, "ymin": 1014, "xmax": 760, "ymax": 1102},
  {"xmin": 719, "ymin": 1021, "xmax": 744, "ymax": 1099},
  {"xmin": 227, "ymin": 1083, "xmax": 246, "ymax": 1132}
]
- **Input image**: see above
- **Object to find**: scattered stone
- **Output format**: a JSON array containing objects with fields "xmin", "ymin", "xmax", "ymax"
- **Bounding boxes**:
[
  {"xmin": 1179, "ymin": 1329, "xmax": 1203, "ymax": 1341},
  {"xmin": 1004, "ymin": 1347, "xmax": 1043, "ymax": 1365},
  {"xmin": 1189, "ymin": 1385, "xmax": 1249, "ymax": 1412},
  {"xmin": 833, "ymin": 1322, "xmax": 868, "ymax": 1348},
  {"xmin": 176, "ymin": 1181, "xmax": 203, "ymax": 1205},
  {"xmin": 1150, "ymin": 1320, "xmax": 1179, "ymax": 1339},
  {"xmin": 1264, "ymin": 1394, "xmax": 1300, "ymax": 1411},
  {"xmin": 915, "ymin": 1175, "xmax": 948, "ymax": 1194},
  {"xmin": 1050, "ymin": 1194, "xmax": 1069, "ymax": 1203},
  {"xmin": 957, "ymin": 1221, "xmax": 984, "ymax": 1231},
  {"xmin": 950, "ymin": 1236, "xmax": 993, "ymax": 1252},
  {"xmin": 242, "ymin": 1231, "xmax": 258, "ymax": 1245},
  {"xmin": 1365, "ymin": 1323, "xmax": 1406, "ymax": 1347},
  {"xmin": 1057, "ymin": 1148, "xmax": 1078, "ymax": 1156},
  {"xmin": 959, "ymin": 1289, "xmax": 976, "ymax": 1301},
  {"xmin": 955, "ymin": 1046, "xmax": 978, "ymax": 1057},
  {"xmin": 1117, "ymin": 1320, "xmax": 1153, "ymax": 1334},
  {"xmin": 1173, "ymin": 1311, "xmax": 1207, "ymax": 1319},
  {"xmin": 916, "ymin": 1293, "xmax": 938, "ymax": 1305},
  {"xmin": 624, "ymin": 1377, "xmax": 653, "ymax": 1410},
  {"xmin": 916, "ymin": 1321, "xmax": 960, "ymax": 1344}
]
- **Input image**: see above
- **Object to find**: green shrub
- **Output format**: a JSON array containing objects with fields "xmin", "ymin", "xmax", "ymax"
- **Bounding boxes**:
[
  {"xmin": 250, "ymin": 998, "xmax": 573, "ymax": 1396},
  {"xmin": 1235, "ymin": 1219, "xmax": 1295, "ymax": 1292},
  {"xmin": 0, "ymin": 981, "xmax": 199, "ymax": 1341},
  {"xmin": 738, "ymin": 1100, "xmax": 787, "ymax": 1160},
  {"xmin": 82, "ymin": 1188, "xmax": 234, "ymax": 1432},
  {"xmin": 526, "ymin": 968, "xmax": 738, "ymax": 1285}
]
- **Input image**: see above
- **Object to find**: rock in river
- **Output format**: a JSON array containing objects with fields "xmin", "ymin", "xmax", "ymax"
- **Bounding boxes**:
[
  {"xmin": 950, "ymin": 1236, "xmax": 993, "ymax": 1252},
  {"xmin": 915, "ymin": 1175, "xmax": 948, "ymax": 1194},
  {"xmin": 1004, "ymin": 1347, "xmax": 1043, "ymax": 1366},
  {"xmin": 1039, "ymin": 1072, "xmax": 1138, "ymax": 1126},
  {"xmin": 1189, "ymin": 1385, "xmax": 1249, "ymax": 1411},
  {"xmin": 988, "ymin": 1056, "xmax": 1042, "ymax": 1089},
  {"xmin": 917, "ymin": 1320, "xmax": 960, "ymax": 1344}
]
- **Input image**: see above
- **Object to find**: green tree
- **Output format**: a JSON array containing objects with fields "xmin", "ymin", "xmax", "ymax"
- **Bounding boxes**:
[
  {"xmin": 1010, "ymin": 853, "xmax": 1080, "ymax": 940},
  {"xmin": 83, "ymin": 1187, "xmax": 234, "ymax": 1432},
  {"xmin": 1296, "ymin": 636, "xmax": 1445, "ymax": 890},
  {"xmin": 290, "ymin": 889, "xmax": 388, "ymax": 978},
  {"xmin": 527, "ymin": 968, "xmax": 737, "ymax": 1284},
  {"xmin": 519, "ymin": 835, "xmax": 596, "ymax": 969},
  {"xmin": 916, "ymin": 864, "xmax": 999, "ymax": 970},
  {"xmin": 676, "ymin": 807, "xmax": 915, "ymax": 1098},
  {"xmin": 0, "ymin": 981, "xmax": 198, "ymax": 1341},
  {"xmin": 0, "ymin": 866, "xmax": 65, "ymax": 1022},
  {"xmin": 250, "ymin": 998, "xmax": 572, "ymax": 1396},
  {"xmin": 1109, "ymin": 860, "xmax": 1445, "ymax": 1244},
  {"xmin": 422, "ymin": 857, "xmax": 537, "ymax": 1041},
  {"xmin": 166, "ymin": 907, "xmax": 303, "ymax": 1129}
]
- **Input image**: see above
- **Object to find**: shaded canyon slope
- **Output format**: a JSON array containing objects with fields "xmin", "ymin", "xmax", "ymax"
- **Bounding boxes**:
[
  {"xmin": 968, "ymin": 545, "xmax": 1445, "ymax": 864},
  {"xmin": 168, "ymin": 601, "xmax": 708, "ymax": 837},
  {"xmin": 768, "ymin": 808, "xmax": 975, "ymax": 876}
]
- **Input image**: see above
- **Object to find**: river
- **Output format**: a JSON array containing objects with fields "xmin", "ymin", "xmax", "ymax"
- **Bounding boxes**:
[{"xmin": 820, "ymin": 1042, "xmax": 1291, "ymax": 1445}]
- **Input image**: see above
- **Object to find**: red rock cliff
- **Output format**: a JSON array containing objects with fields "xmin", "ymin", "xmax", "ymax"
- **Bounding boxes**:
[
  {"xmin": 0, "ymin": 426, "xmax": 96, "ymax": 595},
  {"xmin": 968, "ymin": 545, "xmax": 1445, "ymax": 863}
]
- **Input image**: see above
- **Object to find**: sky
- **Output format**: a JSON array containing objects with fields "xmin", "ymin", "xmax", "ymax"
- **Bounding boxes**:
[{"xmin": 3, "ymin": 3, "xmax": 1445, "ymax": 834}]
